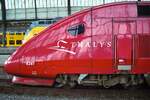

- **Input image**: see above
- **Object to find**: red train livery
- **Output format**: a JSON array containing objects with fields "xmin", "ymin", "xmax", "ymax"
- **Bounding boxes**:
[{"xmin": 4, "ymin": 1, "xmax": 150, "ymax": 88}]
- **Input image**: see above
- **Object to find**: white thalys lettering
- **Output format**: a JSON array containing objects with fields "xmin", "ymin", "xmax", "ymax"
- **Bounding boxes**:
[{"xmin": 49, "ymin": 40, "xmax": 112, "ymax": 55}]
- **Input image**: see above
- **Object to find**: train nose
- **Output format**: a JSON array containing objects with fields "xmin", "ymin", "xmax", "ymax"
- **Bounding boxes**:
[{"xmin": 4, "ymin": 55, "xmax": 20, "ymax": 75}]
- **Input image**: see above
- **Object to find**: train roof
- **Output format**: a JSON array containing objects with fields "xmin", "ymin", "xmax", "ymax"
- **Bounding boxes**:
[
  {"xmin": 38, "ymin": 1, "xmax": 149, "ymax": 34},
  {"xmin": 92, "ymin": 1, "xmax": 150, "ymax": 9},
  {"xmin": 21, "ymin": 1, "xmax": 150, "ymax": 47}
]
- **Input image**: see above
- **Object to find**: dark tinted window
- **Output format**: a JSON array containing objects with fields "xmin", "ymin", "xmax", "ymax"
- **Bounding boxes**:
[
  {"xmin": 68, "ymin": 24, "xmax": 85, "ymax": 36},
  {"xmin": 39, "ymin": 21, "xmax": 45, "ymax": 24},
  {"xmin": 138, "ymin": 5, "xmax": 150, "ymax": 17},
  {"xmin": 16, "ymin": 40, "xmax": 22, "ymax": 45},
  {"xmin": 47, "ymin": 21, "xmax": 52, "ymax": 24},
  {"xmin": 16, "ymin": 32, "xmax": 22, "ymax": 35},
  {"xmin": 9, "ymin": 33, "xmax": 14, "ymax": 35},
  {"xmin": 9, "ymin": 40, "xmax": 15, "ymax": 45}
]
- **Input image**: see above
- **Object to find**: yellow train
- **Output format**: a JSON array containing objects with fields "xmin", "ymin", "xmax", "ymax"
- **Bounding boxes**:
[
  {"xmin": 0, "ymin": 18, "xmax": 62, "ymax": 47},
  {"xmin": 23, "ymin": 26, "xmax": 46, "ymax": 43},
  {"xmin": 23, "ymin": 18, "xmax": 62, "ymax": 43},
  {"xmin": 0, "ymin": 27, "xmax": 46, "ymax": 47},
  {"xmin": 0, "ymin": 32, "xmax": 25, "ymax": 47}
]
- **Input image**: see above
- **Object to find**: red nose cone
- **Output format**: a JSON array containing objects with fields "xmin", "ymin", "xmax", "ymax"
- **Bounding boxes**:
[
  {"xmin": 4, "ymin": 56, "xmax": 20, "ymax": 75},
  {"xmin": 4, "ymin": 62, "xmax": 14, "ymax": 74}
]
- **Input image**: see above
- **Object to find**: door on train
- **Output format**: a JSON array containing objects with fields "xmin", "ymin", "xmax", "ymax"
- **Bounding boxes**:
[{"xmin": 113, "ymin": 19, "xmax": 136, "ymax": 72}]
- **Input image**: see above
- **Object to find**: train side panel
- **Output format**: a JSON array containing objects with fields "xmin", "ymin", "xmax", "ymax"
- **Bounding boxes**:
[
  {"xmin": 16, "ymin": 9, "xmax": 93, "ymax": 77},
  {"xmin": 91, "ymin": 3, "xmax": 137, "ymax": 74},
  {"xmin": 92, "ymin": 18, "xmax": 114, "ymax": 74},
  {"xmin": 132, "ymin": 18, "xmax": 150, "ymax": 74},
  {"xmin": 4, "ymin": 2, "xmax": 150, "ymax": 81}
]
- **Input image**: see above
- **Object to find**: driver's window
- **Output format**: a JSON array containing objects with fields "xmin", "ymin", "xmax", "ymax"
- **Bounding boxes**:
[{"xmin": 67, "ymin": 23, "xmax": 85, "ymax": 36}]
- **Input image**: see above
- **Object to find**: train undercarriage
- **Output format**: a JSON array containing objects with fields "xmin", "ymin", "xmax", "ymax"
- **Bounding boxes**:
[{"xmin": 55, "ymin": 74, "xmax": 150, "ymax": 88}]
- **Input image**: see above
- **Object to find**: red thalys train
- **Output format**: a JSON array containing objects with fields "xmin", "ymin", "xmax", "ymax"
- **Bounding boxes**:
[{"xmin": 4, "ymin": 2, "xmax": 150, "ymax": 88}]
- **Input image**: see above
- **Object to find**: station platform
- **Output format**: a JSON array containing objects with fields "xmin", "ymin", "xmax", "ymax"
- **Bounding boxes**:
[
  {"xmin": 0, "ymin": 67, "xmax": 12, "ymax": 79},
  {"xmin": 0, "ymin": 47, "xmax": 16, "ymax": 66},
  {"xmin": 0, "ymin": 47, "xmax": 16, "ymax": 79},
  {"xmin": 0, "ymin": 47, "xmax": 16, "ymax": 55}
]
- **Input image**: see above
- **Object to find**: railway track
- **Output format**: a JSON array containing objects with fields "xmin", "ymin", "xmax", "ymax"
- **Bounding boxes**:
[
  {"xmin": 0, "ymin": 80, "xmax": 149, "ymax": 100},
  {"xmin": 0, "ymin": 79, "xmax": 13, "ymax": 87},
  {"xmin": 0, "ymin": 73, "xmax": 149, "ymax": 100},
  {"xmin": 0, "ymin": 67, "xmax": 13, "ymax": 87}
]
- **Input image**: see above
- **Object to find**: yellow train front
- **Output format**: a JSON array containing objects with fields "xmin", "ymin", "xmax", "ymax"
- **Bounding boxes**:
[
  {"xmin": 0, "ymin": 19, "xmax": 61, "ymax": 47},
  {"xmin": 0, "ymin": 32, "xmax": 25, "ymax": 47}
]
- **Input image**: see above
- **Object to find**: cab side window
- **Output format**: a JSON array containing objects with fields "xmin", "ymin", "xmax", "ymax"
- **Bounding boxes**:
[{"xmin": 67, "ymin": 23, "xmax": 85, "ymax": 36}]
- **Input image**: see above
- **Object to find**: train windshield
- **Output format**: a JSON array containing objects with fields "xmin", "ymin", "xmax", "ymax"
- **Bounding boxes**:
[
  {"xmin": 138, "ymin": 5, "xmax": 150, "ymax": 17},
  {"xmin": 68, "ymin": 23, "xmax": 85, "ymax": 36}
]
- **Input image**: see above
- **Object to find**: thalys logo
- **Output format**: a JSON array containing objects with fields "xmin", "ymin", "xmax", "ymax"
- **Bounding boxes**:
[
  {"xmin": 49, "ymin": 40, "xmax": 112, "ymax": 55},
  {"xmin": 49, "ymin": 40, "xmax": 76, "ymax": 55}
]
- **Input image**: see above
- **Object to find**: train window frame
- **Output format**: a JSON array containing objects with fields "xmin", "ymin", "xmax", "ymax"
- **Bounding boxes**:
[
  {"xmin": 9, "ymin": 33, "xmax": 14, "ymax": 35},
  {"xmin": 9, "ymin": 40, "xmax": 15, "ymax": 45},
  {"xmin": 16, "ymin": 40, "xmax": 22, "ymax": 45},
  {"xmin": 67, "ymin": 23, "xmax": 85, "ymax": 36},
  {"xmin": 16, "ymin": 32, "xmax": 22, "ymax": 35},
  {"xmin": 138, "ymin": 5, "xmax": 150, "ymax": 17},
  {"xmin": 39, "ymin": 21, "xmax": 45, "ymax": 24}
]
